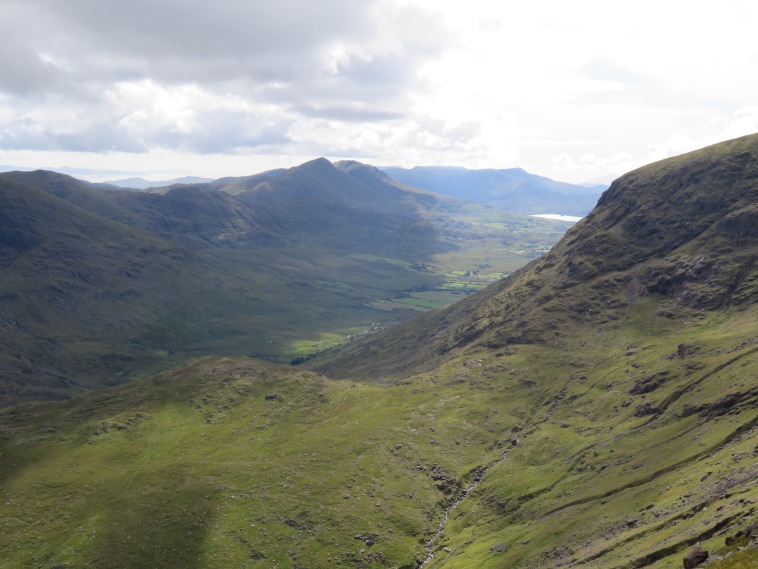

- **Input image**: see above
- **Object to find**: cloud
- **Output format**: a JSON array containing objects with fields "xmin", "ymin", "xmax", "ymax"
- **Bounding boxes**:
[
  {"xmin": 583, "ymin": 58, "xmax": 643, "ymax": 86},
  {"xmin": 1, "ymin": 0, "xmax": 757, "ymax": 184},
  {"xmin": 549, "ymin": 151, "xmax": 636, "ymax": 181},
  {"xmin": 0, "ymin": 0, "xmax": 449, "ymax": 154},
  {"xmin": 290, "ymin": 105, "xmax": 404, "ymax": 123},
  {"xmin": 646, "ymin": 106, "xmax": 758, "ymax": 162},
  {"xmin": 0, "ymin": 0, "xmax": 449, "ymax": 93},
  {"xmin": 0, "ymin": 42, "xmax": 68, "ymax": 96},
  {"xmin": 0, "ymin": 117, "xmax": 147, "ymax": 153},
  {"xmin": 3, "ymin": 0, "xmax": 376, "ymax": 84}
]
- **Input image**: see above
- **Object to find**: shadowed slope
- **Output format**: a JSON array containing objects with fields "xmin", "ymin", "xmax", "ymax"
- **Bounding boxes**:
[
  {"xmin": 0, "ymin": 170, "xmax": 278, "ymax": 248},
  {"xmin": 0, "ymin": 177, "xmax": 199, "ymax": 401},
  {"xmin": 0, "ymin": 161, "xmax": 572, "ymax": 404}
]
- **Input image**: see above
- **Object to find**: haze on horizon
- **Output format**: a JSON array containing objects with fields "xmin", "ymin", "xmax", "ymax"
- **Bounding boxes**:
[{"xmin": 1, "ymin": 0, "xmax": 757, "ymax": 184}]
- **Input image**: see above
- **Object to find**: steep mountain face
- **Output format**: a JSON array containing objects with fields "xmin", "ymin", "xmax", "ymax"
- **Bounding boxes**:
[
  {"xmin": 0, "ymin": 177, "xmax": 202, "ymax": 401},
  {"xmin": 310, "ymin": 134, "xmax": 758, "ymax": 381},
  {"xmin": 383, "ymin": 165, "xmax": 605, "ymax": 216},
  {"xmin": 1, "ymin": 135, "xmax": 756, "ymax": 569},
  {"xmin": 297, "ymin": 134, "xmax": 758, "ymax": 567}
]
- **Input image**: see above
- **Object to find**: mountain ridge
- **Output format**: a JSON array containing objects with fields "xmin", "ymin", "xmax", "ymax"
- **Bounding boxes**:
[
  {"xmin": 382, "ymin": 165, "xmax": 606, "ymax": 216},
  {"xmin": 104, "ymin": 175, "xmax": 215, "ymax": 189}
]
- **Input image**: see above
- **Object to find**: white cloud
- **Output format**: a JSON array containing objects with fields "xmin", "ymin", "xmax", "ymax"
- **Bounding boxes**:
[
  {"xmin": 646, "ymin": 107, "xmax": 758, "ymax": 163},
  {"xmin": 0, "ymin": 0, "xmax": 756, "ymax": 182},
  {"xmin": 550, "ymin": 151, "xmax": 636, "ymax": 182}
]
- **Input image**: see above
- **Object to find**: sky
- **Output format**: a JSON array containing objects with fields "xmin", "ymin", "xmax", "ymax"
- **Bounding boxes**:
[{"xmin": 1, "ymin": 0, "xmax": 757, "ymax": 184}]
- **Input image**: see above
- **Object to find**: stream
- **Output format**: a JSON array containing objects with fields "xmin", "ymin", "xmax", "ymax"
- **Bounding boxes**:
[
  {"xmin": 418, "ymin": 377, "xmax": 571, "ymax": 567},
  {"xmin": 419, "ymin": 436, "xmax": 520, "ymax": 567}
]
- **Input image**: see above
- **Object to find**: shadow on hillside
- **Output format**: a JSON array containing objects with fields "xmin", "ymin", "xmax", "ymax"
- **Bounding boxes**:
[{"xmin": 92, "ymin": 470, "xmax": 218, "ymax": 568}]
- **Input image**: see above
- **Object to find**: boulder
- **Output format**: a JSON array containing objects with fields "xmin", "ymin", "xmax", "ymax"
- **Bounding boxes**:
[
  {"xmin": 683, "ymin": 545, "xmax": 708, "ymax": 568},
  {"xmin": 490, "ymin": 543, "xmax": 505, "ymax": 553}
]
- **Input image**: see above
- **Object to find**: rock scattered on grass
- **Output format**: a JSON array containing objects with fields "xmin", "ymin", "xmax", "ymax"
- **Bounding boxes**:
[
  {"xmin": 683, "ymin": 544, "xmax": 708, "ymax": 568},
  {"xmin": 490, "ymin": 543, "xmax": 505, "ymax": 553}
]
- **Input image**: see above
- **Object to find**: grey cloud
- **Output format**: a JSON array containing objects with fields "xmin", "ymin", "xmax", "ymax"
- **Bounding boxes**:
[
  {"xmin": 2, "ymin": 0, "xmax": 450, "ymax": 90},
  {"xmin": 291, "ymin": 105, "xmax": 404, "ymax": 122},
  {"xmin": 0, "ymin": 43, "xmax": 65, "ymax": 95},
  {"xmin": 155, "ymin": 112, "xmax": 295, "ymax": 154},
  {"xmin": 259, "ymin": 51, "xmax": 428, "ymax": 117},
  {"xmin": 0, "ymin": 0, "xmax": 451, "ymax": 153},
  {"xmin": 335, "ymin": 53, "xmax": 422, "ymax": 94},
  {"xmin": 0, "ymin": 108, "xmax": 293, "ymax": 154},
  {"xmin": 0, "ymin": 118, "xmax": 148, "ymax": 153},
  {"xmin": 5, "ymin": 0, "xmax": 387, "ymax": 85}
]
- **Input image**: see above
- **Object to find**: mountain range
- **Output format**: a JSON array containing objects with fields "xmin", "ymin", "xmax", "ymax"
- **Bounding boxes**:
[
  {"xmin": 103, "ymin": 176, "xmax": 216, "ymax": 189},
  {"xmin": 0, "ymin": 160, "xmax": 571, "ymax": 404},
  {"xmin": 1, "ymin": 135, "xmax": 757, "ymax": 568},
  {"xmin": 383, "ymin": 166, "xmax": 606, "ymax": 216}
]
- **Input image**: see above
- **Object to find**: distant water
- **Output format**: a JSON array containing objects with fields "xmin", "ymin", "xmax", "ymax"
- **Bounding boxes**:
[{"xmin": 529, "ymin": 213, "xmax": 582, "ymax": 222}]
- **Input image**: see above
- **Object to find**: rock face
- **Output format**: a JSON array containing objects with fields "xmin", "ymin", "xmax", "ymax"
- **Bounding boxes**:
[
  {"xmin": 429, "ymin": 465, "xmax": 459, "ymax": 494},
  {"xmin": 628, "ymin": 371, "xmax": 670, "ymax": 394},
  {"xmin": 683, "ymin": 545, "xmax": 708, "ymax": 568}
]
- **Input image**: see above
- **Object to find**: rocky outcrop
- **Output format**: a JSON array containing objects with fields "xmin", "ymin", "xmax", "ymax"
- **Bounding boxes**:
[
  {"xmin": 682, "ymin": 545, "xmax": 708, "ymax": 568},
  {"xmin": 629, "ymin": 371, "xmax": 670, "ymax": 395},
  {"xmin": 490, "ymin": 543, "xmax": 505, "ymax": 553},
  {"xmin": 725, "ymin": 520, "xmax": 758, "ymax": 546}
]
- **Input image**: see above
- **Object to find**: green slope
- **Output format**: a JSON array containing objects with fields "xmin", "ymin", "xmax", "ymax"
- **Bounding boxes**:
[{"xmin": 0, "ymin": 304, "xmax": 755, "ymax": 568}]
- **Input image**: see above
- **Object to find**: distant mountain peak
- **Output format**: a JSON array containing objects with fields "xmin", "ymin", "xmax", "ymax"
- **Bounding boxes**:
[
  {"xmin": 103, "ymin": 175, "xmax": 215, "ymax": 189},
  {"xmin": 298, "ymin": 157, "xmax": 335, "ymax": 171},
  {"xmin": 382, "ymin": 165, "xmax": 604, "ymax": 216}
]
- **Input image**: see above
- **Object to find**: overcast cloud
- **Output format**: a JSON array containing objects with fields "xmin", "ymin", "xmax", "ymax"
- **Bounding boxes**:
[{"xmin": 0, "ymin": 0, "xmax": 757, "ymax": 182}]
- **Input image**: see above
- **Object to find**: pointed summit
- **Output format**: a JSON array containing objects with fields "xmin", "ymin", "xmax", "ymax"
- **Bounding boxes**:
[{"xmin": 297, "ymin": 156, "xmax": 336, "ymax": 173}]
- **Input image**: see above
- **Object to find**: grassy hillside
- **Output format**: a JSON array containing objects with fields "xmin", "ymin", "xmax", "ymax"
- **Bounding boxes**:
[
  {"xmin": 1, "ymin": 135, "xmax": 756, "ymax": 568},
  {"xmin": 1, "ymin": 303, "xmax": 755, "ymax": 568},
  {"xmin": 0, "ymin": 177, "xmax": 203, "ymax": 401}
]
